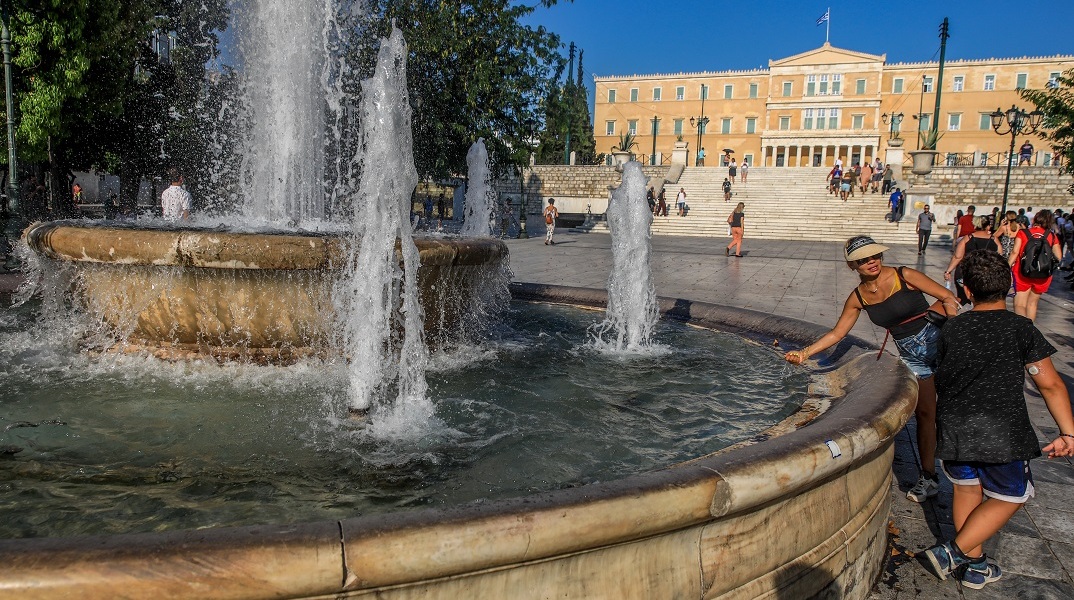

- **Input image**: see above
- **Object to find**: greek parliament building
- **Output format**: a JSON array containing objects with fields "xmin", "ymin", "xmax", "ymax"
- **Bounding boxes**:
[{"xmin": 592, "ymin": 43, "xmax": 1073, "ymax": 169}]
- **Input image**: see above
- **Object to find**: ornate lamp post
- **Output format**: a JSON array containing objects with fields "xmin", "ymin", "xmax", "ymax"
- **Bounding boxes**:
[
  {"xmin": 990, "ymin": 105, "xmax": 1044, "ymax": 217},
  {"xmin": 689, "ymin": 84, "xmax": 708, "ymax": 167},
  {"xmin": 881, "ymin": 112, "xmax": 904, "ymax": 141}
]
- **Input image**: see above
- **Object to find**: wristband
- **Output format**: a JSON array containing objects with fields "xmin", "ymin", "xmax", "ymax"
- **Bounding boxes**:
[{"xmin": 1062, "ymin": 433, "xmax": 1074, "ymax": 439}]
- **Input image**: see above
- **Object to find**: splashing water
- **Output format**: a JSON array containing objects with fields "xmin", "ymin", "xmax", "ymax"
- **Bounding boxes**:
[
  {"xmin": 460, "ymin": 139, "xmax": 494, "ymax": 237},
  {"xmin": 589, "ymin": 161, "xmax": 659, "ymax": 352},
  {"xmin": 333, "ymin": 27, "xmax": 432, "ymax": 436},
  {"xmin": 232, "ymin": 0, "xmax": 352, "ymax": 225}
]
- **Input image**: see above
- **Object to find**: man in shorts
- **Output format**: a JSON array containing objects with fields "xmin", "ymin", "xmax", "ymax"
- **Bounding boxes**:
[{"xmin": 922, "ymin": 249, "xmax": 1074, "ymax": 590}]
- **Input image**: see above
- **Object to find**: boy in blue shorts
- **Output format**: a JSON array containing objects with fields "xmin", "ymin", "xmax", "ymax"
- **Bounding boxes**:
[{"xmin": 922, "ymin": 249, "xmax": 1074, "ymax": 589}]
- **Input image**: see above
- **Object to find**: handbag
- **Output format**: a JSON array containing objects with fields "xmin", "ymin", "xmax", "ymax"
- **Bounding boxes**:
[{"xmin": 545, "ymin": 213, "xmax": 553, "ymax": 225}]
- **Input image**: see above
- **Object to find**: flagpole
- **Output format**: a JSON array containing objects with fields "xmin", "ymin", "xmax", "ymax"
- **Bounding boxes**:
[{"xmin": 826, "ymin": 7, "xmax": 830, "ymax": 43}]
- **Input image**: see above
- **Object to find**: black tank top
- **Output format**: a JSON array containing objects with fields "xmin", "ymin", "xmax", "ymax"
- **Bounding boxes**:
[
  {"xmin": 854, "ymin": 267, "xmax": 930, "ymax": 339},
  {"xmin": 964, "ymin": 234, "xmax": 995, "ymax": 253}
]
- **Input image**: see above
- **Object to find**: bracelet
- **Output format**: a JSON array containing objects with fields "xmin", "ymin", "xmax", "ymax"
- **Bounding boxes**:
[{"xmin": 1062, "ymin": 433, "xmax": 1074, "ymax": 439}]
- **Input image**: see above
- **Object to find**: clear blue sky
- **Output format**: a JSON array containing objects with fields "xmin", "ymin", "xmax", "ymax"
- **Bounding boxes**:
[{"xmin": 522, "ymin": 1, "xmax": 1073, "ymax": 85}]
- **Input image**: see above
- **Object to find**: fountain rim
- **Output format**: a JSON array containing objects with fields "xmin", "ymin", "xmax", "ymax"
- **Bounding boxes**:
[
  {"xmin": 22, "ymin": 220, "xmax": 505, "ymax": 271},
  {"xmin": 0, "ymin": 283, "xmax": 917, "ymax": 598}
]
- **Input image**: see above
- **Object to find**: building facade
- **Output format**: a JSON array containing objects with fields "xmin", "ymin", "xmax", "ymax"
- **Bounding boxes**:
[{"xmin": 593, "ymin": 43, "xmax": 1073, "ymax": 169}]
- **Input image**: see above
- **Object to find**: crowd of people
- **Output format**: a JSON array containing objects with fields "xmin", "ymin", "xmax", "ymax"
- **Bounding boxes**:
[{"xmin": 827, "ymin": 158, "xmax": 893, "ymax": 201}]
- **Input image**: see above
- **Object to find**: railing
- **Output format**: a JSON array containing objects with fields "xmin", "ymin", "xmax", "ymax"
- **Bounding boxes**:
[{"xmin": 943, "ymin": 152, "xmax": 975, "ymax": 166}]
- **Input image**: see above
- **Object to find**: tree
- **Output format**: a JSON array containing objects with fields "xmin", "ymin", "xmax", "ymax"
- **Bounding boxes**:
[
  {"xmin": 1022, "ymin": 68, "xmax": 1074, "ymax": 193},
  {"xmin": 362, "ymin": 0, "xmax": 563, "ymax": 180},
  {"xmin": 536, "ymin": 48, "xmax": 598, "ymax": 165}
]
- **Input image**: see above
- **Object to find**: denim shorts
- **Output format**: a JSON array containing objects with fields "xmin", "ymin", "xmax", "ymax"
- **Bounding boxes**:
[
  {"xmin": 893, "ymin": 321, "xmax": 941, "ymax": 379},
  {"xmin": 942, "ymin": 459, "xmax": 1035, "ymax": 504}
]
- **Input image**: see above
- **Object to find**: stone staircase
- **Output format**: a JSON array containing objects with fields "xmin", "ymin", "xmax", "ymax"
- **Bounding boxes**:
[{"xmin": 582, "ymin": 166, "xmax": 928, "ymax": 245}]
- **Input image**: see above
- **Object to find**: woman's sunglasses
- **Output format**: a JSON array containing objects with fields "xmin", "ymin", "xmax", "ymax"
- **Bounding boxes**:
[{"xmin": 853, "ymin": 253, "xmax": 883, "ymax": 266}]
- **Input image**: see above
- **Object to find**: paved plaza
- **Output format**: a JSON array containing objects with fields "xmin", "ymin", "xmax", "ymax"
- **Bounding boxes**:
[{"xmin": 506, "ymin": 231, "xmax": 1074, "ymax": 599}]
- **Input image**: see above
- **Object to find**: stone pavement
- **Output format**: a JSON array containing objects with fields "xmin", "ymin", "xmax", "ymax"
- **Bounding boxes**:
[{"xmin": 505, "ymin": 231, "xmax": 1074, "ymax": 599}]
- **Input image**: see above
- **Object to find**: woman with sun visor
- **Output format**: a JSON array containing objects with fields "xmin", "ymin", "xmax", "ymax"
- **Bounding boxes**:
[{"xmin": 785, "ymin": 236, "xmax": 959, "ymax": 504}]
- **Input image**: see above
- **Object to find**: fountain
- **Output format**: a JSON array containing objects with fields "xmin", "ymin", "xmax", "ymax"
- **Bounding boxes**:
[
  {"xmin": 0, "ymin": 2, "xmax": 917, "ymax": 598},
  {"xmin": 461, "ymin": 138, "xmax": 494, "ymax": 237}
]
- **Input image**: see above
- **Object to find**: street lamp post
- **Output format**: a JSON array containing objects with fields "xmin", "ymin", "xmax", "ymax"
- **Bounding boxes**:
[
  {"xmin": 649, "ymin": 116, "xmax": 659, "ymax": 166},
  {"xmin": 881, "ymin": 112, "xmax": 904, "ymax": 140},
  {"xmin": 518, "ymin": 118, "xmax": 535, "ymax": 239},
  {"xmin": 689, "ymin": 84, "xmax": 708, "ymax": 167},
  {"xmin": 990, "ymin": 105, "xmax": 1044, "ymax": 218}
]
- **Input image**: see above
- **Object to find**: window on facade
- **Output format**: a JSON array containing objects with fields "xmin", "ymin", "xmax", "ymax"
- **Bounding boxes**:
[
  {"xmin": 1048, "ymin": 72, "xmax": 1061, "ymax": 88},
  {"xmin": 749, "ymin": 83, "xmax": 758, "ymax": 98},
  {"xmin": 979, "ymin": 113, "xmax": 992, "ymax": 130},
  {"xmin": 852, "ymin": 114, "xmax": 864, "ymax": 130},
  {"xmin": 832, "ymin": 74, "xmax": 841, "ymax": 95},
  {"xmin": 803, "ymin": 109, "xmax": 814, "ymax": 130},
  {"xmin": 919, "ymin": 114, "xmax": 930, "ymax": 131},
  {"xmin": 1016, "ymin": 73, "xmax": 1028, "ymax": 89},
  {"xmin": 628, "ymin": 120, "xmax": 638, "ymax": 135},
  {"xmin": 606, "ymin": 121, "xmax": 615, "ymax": 136},
  {"xmin": 922, "ymin": 76, "xmax": 933, "ymax": 93},
  {"xmin": 652, "ymin": 87, "xmax": 661, "ymax": 101},
  {"xmin": 746, "ymin": 117, "xmax": 756, "ymax": 134},
  {"xmin": 782, "ymin": 81, "xmax": 792, "ymax": 97},
  {"xmin": 608, "ymin": 89, "xmax": 616, "ymax": 103},
  {"xmin": 676, "ymin": 86, "xmax": 685, "ymax": 100},
  {"xmin": 984, "ymin": 75, "xmax": 995, "ymax": 91},
  {"xmin": 698, "ymin": 120, "xmax": 707, "ymax": 134},
  {"xmin": 952, "ymin": 76, "xmax": 963, "ymax": 92},
  {"xmin": 819, "ymin": 74, "xmax": 829, "ymax": 95},
  {"xmin": 948, "ymin": 113, "xmax": 961, "ymax": 131},
  {"xmin": 651, "ymin": 119, "xmax": 660, "ymax": 135},
  {"xmin": 700, "ymin": 85, "xmax": 709, "ymax": 100},
  {"xmin": 806, "ymin": 75, "xmax": 816, "ymax": 96},
  {"xmin": 629, "ymin": 88, "xmax": 638, "ymax": 102},
  {"xmin": 816, "ymin": 108, "xmax": 826, "ymax": 130},
  {"xmin": 779, "ymin": 116, "xmax": 790, "ymax": 130},
  {"xmin": 674, "ymin": 119, "xmax": 683, "ymax": 135},
  {"xmin": 855, "ymin": 78, "xmax": 866, "ymax": 94},
  {"xmin": 724, "ymin": 84, "xmax": 733, "ymax": 99},
  {"xmin": 721, "ymin": 118, "xmax": 731, "ymax": 134},
  {"xmin": 828, "ymin": 108, "xmax": 839, "ymax": 129},
  {"xmin": 893, "ymin": 78, "xmax": 903, "ymax": 94}
]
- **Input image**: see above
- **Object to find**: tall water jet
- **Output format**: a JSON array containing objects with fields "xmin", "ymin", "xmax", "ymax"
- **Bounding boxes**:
[
  {"xmin": 333, "ymin": 27, "xmax": 430, "ymax": 428},
  {"xmin": 460, "ymin": 138, "xmax": 494, "ymax": 237},
  {"xmin": 589, "ymin": 161, "xmax": 658, "ymax": 351},
  {"xmin": 233, "ymin": 0, "xmax": 338, "ymax": 224}
]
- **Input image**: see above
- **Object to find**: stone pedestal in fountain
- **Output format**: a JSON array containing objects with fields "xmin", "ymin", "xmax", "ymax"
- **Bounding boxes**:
[{"xmin": 24, "ymin": 222, "xmax": 507, "ymax": 361}]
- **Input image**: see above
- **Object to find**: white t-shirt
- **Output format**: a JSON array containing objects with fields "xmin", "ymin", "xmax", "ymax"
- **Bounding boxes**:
[{"xmin": 161, "ymin": 184, "xmax": 192, "ymax": 220}]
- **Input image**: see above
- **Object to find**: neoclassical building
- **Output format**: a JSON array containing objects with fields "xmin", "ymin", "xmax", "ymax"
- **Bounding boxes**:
[{"xmin": 593, "ymin": 43, "xmax": 1073, "ymax": 169}]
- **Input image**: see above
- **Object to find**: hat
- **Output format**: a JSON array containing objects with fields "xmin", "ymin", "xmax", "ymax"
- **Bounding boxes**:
[{"xmin": 844, "ymin": 236, "xmax": 889, "ymax": 262}]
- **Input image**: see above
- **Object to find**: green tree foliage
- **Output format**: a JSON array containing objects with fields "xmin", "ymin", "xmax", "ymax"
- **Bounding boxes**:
[
  {"xmin": 1022, "ymin": 69, "xmax": 1074, "ymax": 192},
  {"xmin": 363, "ymin": 0, "xmax": 563, "ymax": 180},
  {"xmin": 536, "ymin": 49, "xmax": 598, "ymax": 165}
]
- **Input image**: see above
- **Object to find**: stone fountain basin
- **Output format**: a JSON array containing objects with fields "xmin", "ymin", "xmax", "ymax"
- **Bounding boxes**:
[
  {"xmin": 23, "ymin": 221, "xmax": 507, "ymax": 359},
  {"xmin": 0, "ymin": 283, "xmax": 915, "ymax": 599}
]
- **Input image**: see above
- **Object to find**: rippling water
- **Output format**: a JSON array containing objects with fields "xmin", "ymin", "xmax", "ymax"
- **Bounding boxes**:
[{"xmin": 0, "ymin": 301, "xmax": 808, "ymax": 539}]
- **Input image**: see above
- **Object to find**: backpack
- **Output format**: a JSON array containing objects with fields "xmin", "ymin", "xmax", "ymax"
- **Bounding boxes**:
[{"xmin": 1020, "ymin": 230, "xmax": 1055, "ymax": 278}]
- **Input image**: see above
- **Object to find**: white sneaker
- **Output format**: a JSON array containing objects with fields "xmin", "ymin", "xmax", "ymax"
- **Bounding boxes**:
[
  {"xmin": 906, "ymin": 474, "xmax": 939, "ymax": 502},
  {"xmin": 906, "ymin": 474, "xmax": 940, "ymax": 502}
]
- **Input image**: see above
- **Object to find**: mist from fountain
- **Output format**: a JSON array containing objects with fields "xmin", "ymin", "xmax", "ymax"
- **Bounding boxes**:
[
  {"xmin": 332, "ymin": 27, "xmax": 432, "ymax": 434},
  {"xmin": 589, "ymin": 162, "xmax": 659, "ymax": 352},
  {"xmin": 460, "ymin": 138, "xmax": 494, "ymax": 237}
]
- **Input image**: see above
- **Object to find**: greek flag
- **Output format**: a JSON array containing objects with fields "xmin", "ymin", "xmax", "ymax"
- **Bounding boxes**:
[{"xmin": 816, "ymin": 9, "xmax": 829, "ymax": 25}]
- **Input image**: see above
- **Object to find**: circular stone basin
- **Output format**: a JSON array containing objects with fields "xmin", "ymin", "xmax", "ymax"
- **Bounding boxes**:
[
  {"xmin": 0, "ymin": 283, "xmax": 916, "ymax": 600},
  {"xmin": 22, "ymin": 221, "xmax": 507, "ymax": 360}
]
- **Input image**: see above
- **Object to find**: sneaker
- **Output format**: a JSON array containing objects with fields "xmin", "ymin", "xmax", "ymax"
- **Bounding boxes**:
[
  {"xmin": 922, "ymin": 541, "xmax": 969, "ymax": 581},
  {"xmin": 960, "ymin": 557, "xmax": 1002, "ymax": 590},
  {"xmin": 906, "ymin": 474, "xmax": 939, "ymax": 502}
]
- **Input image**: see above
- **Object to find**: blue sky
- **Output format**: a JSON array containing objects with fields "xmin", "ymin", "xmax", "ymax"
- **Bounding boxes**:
[{"xmin": 522, "ymin": 1, "xmax": 1074, "ymax": 82}]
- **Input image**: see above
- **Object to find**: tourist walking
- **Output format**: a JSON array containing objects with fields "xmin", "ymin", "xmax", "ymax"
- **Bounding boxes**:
[
  {"xmin": 882, "ymin": 165, "xmax": 894, "ymax": 194},
  {"xmin": 728, "ymin": 158, "xmax": 738, "ymax": 184},
  {"xmin": 828, "ymin": 165, "xmax": 841, "ymax": 195},
  {"xmin": 161, "ymin": 167, "xmax": 192, "ymax": 221},
  {"xmin": 543, "ymin": 198, "xmax": 558, "ymax": 245},
  {"xmin": 1008, "ymin": 211, "xmax": 1062, "ymax": 321},
  {"xmin": 944, "ymin": 216, "xmax": 1000, "ymax": 306},
  {"xmin": 676, "ymin": 187, "xmax": 687, "ymax": 217},
  {"xmin": 726, "ymin": 202, "xmax": 745, "ymax": 257},
  {"xmin": 656, "ymin": 188, "xmax": 668, "ymax": 217},
  {"xmin": 740, "ymin": 160, "xmax": 749, "ymax": 184},
  {"xmin": 840, "ymin": 170, "xmax": 854, "ymax": 201},
  {"xmin": 888, "ymin": 188, "xmax": 903, "ymax": 221},
  {"xmin": 871, "ymin": 159, "xmax": 884, "ymax": 193},
  {"xmin": 921, "ymin": 249, "xmax": 1074, "ymax": 590},
  {"xmin": 785, "ymin": 236, "xmax": 959, "ymax": 503},
  {"xmin": 916, "ymin": 204, "xmax": 936, "ymax": 254},
  {"xmin": 1018, "ymin": 140, "xmax": 1034, "ymax": 166},
  {"xmin": 646, "ymin": 187, "xmax": 656, "ymax": 214},
  {"xmin": 991, "ymin": 210, "xmax": 1022, "ymax": 259},
  {"xmin": 722, "ymin": 178, "xmax": 732, "ymax": 202},
  {"xmin": 697, "ymin": 147, "xmax": 706, "ymax": 167},
  {"xmin": 859, "ymin": 162, "xmax": 873, "ymax": 194}
]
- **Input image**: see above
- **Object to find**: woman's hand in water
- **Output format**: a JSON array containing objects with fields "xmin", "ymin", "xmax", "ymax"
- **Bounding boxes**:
[{"xmin": 785, "ymin": 350, "xmax": 807, "ymax": 364}]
